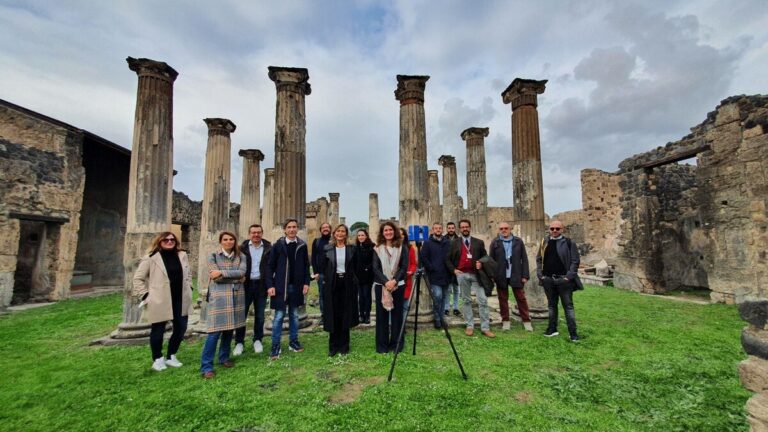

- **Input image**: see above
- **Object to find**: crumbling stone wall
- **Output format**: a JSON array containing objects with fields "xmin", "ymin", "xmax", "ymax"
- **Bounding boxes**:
[
  {"xmin": 613, "ymin": 95, "xmax": 768, "ymax": 302},
  {"xmin": 0, "ymin": 102, "xmax": 86, "ymax": 310}
]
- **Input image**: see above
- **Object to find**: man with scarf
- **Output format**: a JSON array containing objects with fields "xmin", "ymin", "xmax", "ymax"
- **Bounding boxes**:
[{"xmin": 489, "ymin": 221, "xmax": 532, "ymax": 332}]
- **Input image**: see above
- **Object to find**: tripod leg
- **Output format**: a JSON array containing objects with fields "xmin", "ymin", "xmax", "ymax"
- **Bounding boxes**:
[
  {"xmin": 423, "ymin": 277, "xmax": 468, "ymax": 380},
  {"xmin": 412, "ymin": 273, "xmax": 421, "ymax": 356},
  {"xmin": 388, "ymin": 285, "xmax": 415, "ymax": 382}
]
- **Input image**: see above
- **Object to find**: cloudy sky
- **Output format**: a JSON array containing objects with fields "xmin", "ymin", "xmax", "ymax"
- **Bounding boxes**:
[{"xmin": 1, "ymin": 1, "xmax": 765, "ymax": 225}]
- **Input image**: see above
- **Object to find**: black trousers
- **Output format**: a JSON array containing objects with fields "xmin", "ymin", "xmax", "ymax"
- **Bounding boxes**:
[
  {"xmin": 149, "ymin": 302, "xmax": 188, "ymax": 360},
  {"xmin": 374, "ymin": 284, "xmax": 405, "ymax": 353},
  {"xmin": 234, "ymin": 279, "xmax": 267, "ymax": 343},
  {"xmin": 329, "ymin": 274, "xmax": 350, "ymax": 354},
  {"xmin": 542, "ymin": 277, "xmax": 577, "ymax": 336},
  {"xmin": 358, "ymin": 281, "xmax": 372, "ymax": 321}
]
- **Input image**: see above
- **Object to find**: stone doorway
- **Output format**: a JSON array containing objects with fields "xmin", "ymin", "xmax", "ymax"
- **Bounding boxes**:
[{"xmin": 11, "ymin": 220, "xmax": 57, "ymax": 304}]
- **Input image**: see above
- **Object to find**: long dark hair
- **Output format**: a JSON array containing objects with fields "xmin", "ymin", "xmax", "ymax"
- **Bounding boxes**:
[
  {"xmin": 356, "ymin": 228, "xmax": 375, "ymax": 247},
  {"xmin": 376, "ymin": 221, "xmax": 402, "ymax": 248}
]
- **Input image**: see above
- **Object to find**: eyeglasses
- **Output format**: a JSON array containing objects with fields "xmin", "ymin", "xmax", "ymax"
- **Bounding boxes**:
[
  {"xmin": 549, "ymin": 227, "xmax": 562, "ymax": 231},
  {"xmin": 161, "ymin": 238, "xmax": 176, "ymax": 243},
  {"xmin": 499, "ymin": 227, "xmax": 510, "ymax": 230}
]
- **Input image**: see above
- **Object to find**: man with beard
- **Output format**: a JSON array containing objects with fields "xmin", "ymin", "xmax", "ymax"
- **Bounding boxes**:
[{"xmin": 419, "ymin": 222, "xmax": 451, "ymax": 329}]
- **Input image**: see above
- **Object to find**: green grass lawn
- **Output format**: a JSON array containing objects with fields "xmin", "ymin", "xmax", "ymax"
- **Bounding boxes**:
[{"xmin": 0, "ymin": 286, "xmax": 749, "ymax": 432}]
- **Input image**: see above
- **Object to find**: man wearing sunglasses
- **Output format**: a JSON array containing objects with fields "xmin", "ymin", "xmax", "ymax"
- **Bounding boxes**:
[{"xmin": 535, "ymin": 220, "xmax": 583, "ymax": 342}]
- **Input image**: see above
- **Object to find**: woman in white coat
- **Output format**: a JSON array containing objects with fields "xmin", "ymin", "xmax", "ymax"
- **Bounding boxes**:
[{"xmin": 133, "ymin": 231, "xmax": 193, "ymax": 371}]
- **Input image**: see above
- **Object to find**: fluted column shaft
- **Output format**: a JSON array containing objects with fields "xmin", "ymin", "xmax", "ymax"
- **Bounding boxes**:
[
  {"xmin": 462, "ymin": 127, "xmax": 490, "ymax": 234},
  {"xmin": 198, "ymin": 118, "xmax": 236, "ymax": 291},
  {"xmin": 427, "ymin": 170, "xmax": 440, "ymax": 224},
  {"xmin": 238, "ymin": 149, "xmax": 264, "ymax": 238},
  {"xmin": 115, "ymin": 57, "xmax": 178, "ymax": 339},
  {"xmin": 316, "ymin": 197, "xmax": 329, "ymax": 228},
  {"xmin": 396, "ymin": 75, "xmax": 430, "ymax": 228},
  {"xmin": 503, "ymin": 78, "xmax": 547, "ymax": 243},
  {"xmin": 328, "ymin": 193, "xmax": 340, "ymax": 227},
  {"xmin": 262, "ymin": 168, "xmax": 275, "ymax": 238},
  {"xmin": 369, "ymin": 193, "xmax": 380, "ymax": 236},
  {"xmin": 439, "ymin": 155, "xmax": 461, "ymax": 225},
  {"xmin": 269, "ymin": 66, "xmax": 310, "ymax": 227}
]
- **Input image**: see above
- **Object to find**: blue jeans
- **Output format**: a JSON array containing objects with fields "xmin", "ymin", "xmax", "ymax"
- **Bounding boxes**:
[
  {"xmin": 200, "ymin": 329, "xmax": 233, "ymax": 373},
  {"xmin": 444, "ymin": 282, "xmax": 460, "ymax": 311},
  {"xmin": 317, "ymin": 276, "xmax": 326, "ymax": 316},
  {"xmin": 431, "ymin": 284, "xmax": 447, "ymax": 324},
  {"xmin": 271, "ymin": 285, "xmax": 300, "ymax": 349}
]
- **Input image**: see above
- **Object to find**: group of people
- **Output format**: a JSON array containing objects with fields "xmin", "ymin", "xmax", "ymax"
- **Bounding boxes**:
[{"xmin": 132, "ymin": 217, "xmax": 582, "ymax": 378}]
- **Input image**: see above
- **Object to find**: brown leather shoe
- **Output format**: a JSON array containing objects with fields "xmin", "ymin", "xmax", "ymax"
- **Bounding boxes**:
[
  {"xmin": 481, "ymin": 330, "xmax": 496, "ymax": 338},
  {"xmin": 202, "ymin": 371, "xmax": 215, "ymax": 379},
  {"xmin": 464, "ymin": 327, "xmax": 474, "ymax": 336},
  {"xmin": 222, "ymin": 360, "xmax": 235, "ymax": 368}
]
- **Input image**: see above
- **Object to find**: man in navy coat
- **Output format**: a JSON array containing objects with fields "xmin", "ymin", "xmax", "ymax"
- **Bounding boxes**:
[{"xmin": 266, "ymin": 218, "xmax": 311, "ymax": 360}]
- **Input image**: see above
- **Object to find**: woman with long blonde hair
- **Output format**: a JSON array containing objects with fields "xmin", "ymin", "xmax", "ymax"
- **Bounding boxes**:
[{"xmin": 133, "ymin": 231, "xmax": 193, "ymax": 372}]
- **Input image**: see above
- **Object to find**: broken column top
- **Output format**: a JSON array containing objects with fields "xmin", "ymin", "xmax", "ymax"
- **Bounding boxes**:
[
  {"xmin": 438, "ymin": 155, "xmax": 456, "ymax": 166},
  {"xmin": 265, "ymin": 167, "xmax": 275, "ymax": 175},
  {"xmin": 268, "ymin": 66, "xmax": 311, "ymax": 95},
  {"xmin": 395, "ymin": 75, "xmax": 430, "ymax": 104},
  {"xmin": 126, "ymin": 56, "xmax": 178, "ymax": 81},
  {"xmin": 203, "ymin": 118, "xmax": 237, "ymax": 133},
  {"xmin": 428, "ymin": 170, "xmax": 439, "ymax": 176},
  {"xmin": 369, "ymin": 192, "xmax": 378, "ymax": 198},
  {"xmin": 460, "ymin": 127, "xmax": 490, "ymax": 141},
  {"xmin": 329, "ymin": 192, "xmax": 340, "ymax": 202},
  {"xmin": 502, "ymin": 78, "xmax": 547, "ymax": 108},
  {"xmin": 238, "ymin": 149, "xmax": 265, "ymax": 160}
]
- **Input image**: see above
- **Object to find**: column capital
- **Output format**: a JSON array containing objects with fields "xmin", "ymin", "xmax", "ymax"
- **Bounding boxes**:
[
  {"xmin": 204, "ymin": 118, "xmax": 236, "ymax": 134},
  {"xmin": 265, "ymin": 167, "xmax": 275, "ymax": 176},
  {"xmin": 428, "ymin": 169, "xmax": 439, "ymax": 177},
  {"xmin": 460, "ymin": 127, "xmax": 490, "ymax": 141},
  {"xmin": 501, "ymin": 78, "xmax": 547, "ymax": 109},
  {"xmin": 238, "ymin": 149, "xmax": 265, "ymax": 161},
  {"xmin": 395, "ymin": 75, "xmax": 430, "ymax": 105},
  {"xmin": 126, "ymin": 57, "xmax": 178, "ymax": 82},
  {"xmin": 268, "ymin": 66, "xmax": 311, "ymax": 95},
  {"xmin": 369, "ymin": 192, "xmax": 378, "ymax": 199},
  {"xmin": 438, "ymin": 155, "xmax": 456, "ymax": 167},
  {"xmin": 329, "ymin": 192, "xmax": 340, "ymax": 202}
]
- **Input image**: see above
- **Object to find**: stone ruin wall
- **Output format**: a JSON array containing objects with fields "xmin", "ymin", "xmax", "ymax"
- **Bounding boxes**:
[
  {"xmin": 608, "ymin": 95, "xmax": 768, "ymax": 302},
  {"xmin": 0, "ymin": 104, "xmax": 85, "ymax": 307}
]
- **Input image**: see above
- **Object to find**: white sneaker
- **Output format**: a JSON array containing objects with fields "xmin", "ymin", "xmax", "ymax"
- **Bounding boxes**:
[
  {"xmin": 164, "ymin": 355, "xmax": 183, "ymax": 368},
  {"xmin": 151, "ymin": 357, "xmax": 167, "ymax": 372},
  {"xmin": 253, "ymin": 340, "xmax": 264, "ymax": 354},
  {"xmin": 233, "ymin": 343, "xmax": 244, "ymax": 356},
  {"xmin": 523, "ymin": 322, "xmax": 534, "ymax": 332},
  {"xmin": 502, "ymin": 321, "xmax": 511, "ymax": 331}
]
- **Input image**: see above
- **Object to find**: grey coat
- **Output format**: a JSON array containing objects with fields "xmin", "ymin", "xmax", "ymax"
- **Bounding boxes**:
[{"xmin": 535, "ymin": 236, "xmax": 584, "ymax": 290}]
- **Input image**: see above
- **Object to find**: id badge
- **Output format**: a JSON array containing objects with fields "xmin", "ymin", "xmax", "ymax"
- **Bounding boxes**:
[{"xmin": 466, "ymin": 253, "xmax": 473, "ymax": 259}]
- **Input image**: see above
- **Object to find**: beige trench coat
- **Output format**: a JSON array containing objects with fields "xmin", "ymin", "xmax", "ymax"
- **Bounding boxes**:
[{"xmin": 132, "ymin": 251, "xmax": 193, "ymax": 324}]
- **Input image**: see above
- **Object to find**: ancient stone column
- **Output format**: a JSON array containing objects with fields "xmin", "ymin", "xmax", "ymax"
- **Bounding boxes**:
[
  {"xmin": 502, "ymin": 78, "xmax": 549, "ymax": 318},
  {"xmin": 461, "ymin": 127, "xmax": 490, "ymax": 235},
  {"xmin": 262, "ymin": 168, "xmax": 275, "ymax": 240},
  {"xmin": 316, "ymin": 197, "xmax": 329, "ymax": 229},
  {"xmin": 369, "ymin": 193, "xmax": 380, "ymax": 237},
  {"xmin": 197, "ymin": 118, "xmax": 236, "ymax": 297},
  {"xmin": 395, "ymin": 75, "xmax": 430, "ymax": 228},
  {"xmin": 112, "ymin": 57, "xmax": 177, "ymax": 340},
  {"xmin": 269, "ymin": 66, "xmax": 310, "ymax": 227},
  {"xmin": 428, "ymin": 170, "xmax": 440, "ymax": 224},
  {"xmin": 328, "ymin": 193, "xmax": 340, "ymax": 227},
  {"xmin": 340, "ymin": 217, "xmax": 346, "ymax": 226},
  {"xmin": 238, "ymin": 149, "xmax": 264, "ymax": 239},
  {"xmin": 438, "ymin": 155, "xmax": 461, "ymax": 225},
  {"xmin": 502, "ymin": 78, "xmax": 547, "ymax": 243}
]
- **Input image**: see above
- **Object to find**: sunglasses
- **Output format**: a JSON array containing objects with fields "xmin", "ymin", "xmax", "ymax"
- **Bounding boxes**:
[
  {"xmin": 549, "ymin": 227, "xmax": 562, "ymax": 231},
  {"xmin": 161, "ymin": 238, "xmax": 176, "ymax": 243}
]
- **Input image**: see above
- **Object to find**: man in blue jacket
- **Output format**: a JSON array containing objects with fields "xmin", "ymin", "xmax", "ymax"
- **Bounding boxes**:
[
  {"xmin": 419, "ymin": 222, "xmax": 451, "ymax": 329},
  {"xmin": 535, "ymin": 220, "xmax": 583, "ymax": 342},
  {"xmin": 266, "ymin": 219, "xmax": 311, "ymax": 359}
]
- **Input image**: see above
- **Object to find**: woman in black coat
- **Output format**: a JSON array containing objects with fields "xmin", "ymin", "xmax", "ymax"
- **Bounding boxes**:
[
  {"xmin": 322, "ymin": 224, "xmax": 360, "ymax": 356},
  {"xmin": 353, "ymin": 228, "xmax": 375, "ymax": 324},
  {"xmin": 371, "ymin": 221, "xmax": 409, "ymax": 354}
]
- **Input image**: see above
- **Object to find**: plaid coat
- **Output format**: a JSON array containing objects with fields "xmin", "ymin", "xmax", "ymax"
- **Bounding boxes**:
[{"xmin": 206, "ymin": 250, "xmax": 247, "ymax": 333}]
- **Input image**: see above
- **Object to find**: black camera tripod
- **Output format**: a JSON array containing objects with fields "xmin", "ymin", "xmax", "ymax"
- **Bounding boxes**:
[{"xmin": 387, "ymin": 245, "xmax": 468, "ymax": 381}]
